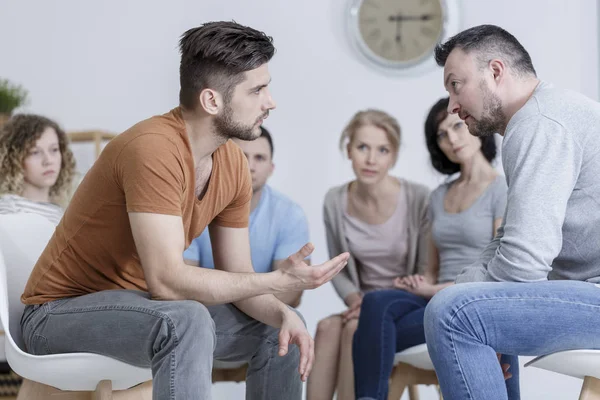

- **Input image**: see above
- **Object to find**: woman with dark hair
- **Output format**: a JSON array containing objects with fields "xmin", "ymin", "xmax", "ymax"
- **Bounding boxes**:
[{"xmin": 352, "ymin": 97, "xmax": 513, "ymax": 400}]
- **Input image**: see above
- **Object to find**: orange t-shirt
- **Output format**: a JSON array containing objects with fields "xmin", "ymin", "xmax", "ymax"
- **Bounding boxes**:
[{"xmin": 21, "ymin": 108, "xmax": 252, "ymax": 305}]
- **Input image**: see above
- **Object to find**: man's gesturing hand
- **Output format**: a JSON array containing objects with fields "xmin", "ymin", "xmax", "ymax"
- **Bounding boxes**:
[{"xmin": 277, "ymin": 243, "xmax": 349, "ymax": 291}]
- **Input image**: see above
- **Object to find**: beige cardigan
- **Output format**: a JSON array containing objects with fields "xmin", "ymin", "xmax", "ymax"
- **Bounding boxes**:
[{"xmin": 323, "ymin": 178, "xmax": 431, "ymax": 302}]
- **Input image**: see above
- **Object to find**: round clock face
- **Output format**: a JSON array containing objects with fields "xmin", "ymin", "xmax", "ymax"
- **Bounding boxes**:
[{"xmin": 348, "ymin": 0, "xmax": 458, "ymax": 72}]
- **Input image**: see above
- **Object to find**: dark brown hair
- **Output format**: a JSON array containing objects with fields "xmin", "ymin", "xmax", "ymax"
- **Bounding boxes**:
[{"xmin": 179, "ymin": 21, "xmax": 275, "ymax": 109}]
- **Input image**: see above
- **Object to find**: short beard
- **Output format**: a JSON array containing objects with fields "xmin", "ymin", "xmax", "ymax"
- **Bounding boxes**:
[
  {"xmin": 213, "ymin": 102, "xmax": 263, "ymax": 141},
  {"xmin": 471, "ymin": 80, "xmax": 506, "ymax": 137}
]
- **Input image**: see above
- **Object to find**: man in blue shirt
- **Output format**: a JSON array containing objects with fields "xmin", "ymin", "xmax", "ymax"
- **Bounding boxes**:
[{"xmin": 184, "ymin": 127, "xmax": 310, "ymax": 307}]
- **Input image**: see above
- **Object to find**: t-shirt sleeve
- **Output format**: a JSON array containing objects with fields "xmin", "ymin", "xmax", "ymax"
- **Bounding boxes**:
[
  {"xmin": 116, "ymin": 134, "xmax": 185, "ymax": 215},
  {"xmin": 492, "ymin": 177, "xmax": 508, "ymax": 220},
  {"xmin": 211, "ymin": 143, "xmax": 252, "ymax": 228},
  {"xmin": 274, "ymin": 204, "xmax": 310, "ymax": 261}
]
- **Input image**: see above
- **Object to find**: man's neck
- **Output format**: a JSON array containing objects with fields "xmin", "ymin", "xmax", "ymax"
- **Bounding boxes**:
[
  {"xmin": 181, "ymin": 107, "xmax": 227, "ymax": 164},
  {"xmin": 501, "ymin": 77, "xmax": 541, "ymax": 135},
  {"xmin": 250, "ymin": 187, "xmax": 264, "ymax": 212}
]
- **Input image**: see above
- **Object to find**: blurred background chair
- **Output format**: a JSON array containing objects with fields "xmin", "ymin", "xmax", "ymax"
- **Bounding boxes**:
[
  {"xmin": 526, "ymin": 350, "xmax": 600, "ymax": 400},
  {"xmin": 388, "ymin": 344, "xmax": 442, "ymax": 400}
]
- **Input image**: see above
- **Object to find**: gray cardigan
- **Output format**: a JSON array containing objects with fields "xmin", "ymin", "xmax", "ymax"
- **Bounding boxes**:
[{"xmin": 323, "ymin": 178, "xmax": 431, "ymax": 302}]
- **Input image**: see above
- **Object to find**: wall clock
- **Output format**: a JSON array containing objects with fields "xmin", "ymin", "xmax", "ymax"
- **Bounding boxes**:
[{"xmin": 346, "ymin": 0, "xmax": 461, "ymax": 75}]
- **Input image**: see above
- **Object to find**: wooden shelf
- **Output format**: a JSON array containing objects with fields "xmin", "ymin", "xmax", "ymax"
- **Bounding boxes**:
[
  {"xmin": 67, "ymin": 131, "xmax": 116, "ymax": 142},
  {"xmin": 67, "ymin": 131, "xmax": 117, "ymax": 159}
]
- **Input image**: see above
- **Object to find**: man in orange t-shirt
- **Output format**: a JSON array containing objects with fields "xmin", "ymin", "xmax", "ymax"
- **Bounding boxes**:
[{"xmin": 20, "ymin": 21, "xmax": 349, "ymax": 399}]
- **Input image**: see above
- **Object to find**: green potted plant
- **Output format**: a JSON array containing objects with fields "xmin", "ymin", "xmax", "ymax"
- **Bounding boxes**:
[{"xmin": 0, "ymin": 78, "xmax": 28, "ymax": 127}]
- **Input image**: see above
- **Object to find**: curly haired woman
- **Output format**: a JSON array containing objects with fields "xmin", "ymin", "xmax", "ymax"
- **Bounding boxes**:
[{"xmin": 0, "ymin": 114, "xmax": 76, "ymax": 225}]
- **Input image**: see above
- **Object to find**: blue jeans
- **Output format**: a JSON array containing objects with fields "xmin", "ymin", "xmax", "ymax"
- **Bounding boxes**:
[
  {"xmin": 353, "ymin": 290, "xmax": 428, "ymax": 400},
  {"xmin": 424, "ymin": 281, "xmax": 600, "ymax": 400},
  {"xmin": 21, "ymin": 289, "xmax": 302, "ymax": 400},
  {"xmin": 353, "ymin": 289, "xmax": 519, "ymax": 400}
]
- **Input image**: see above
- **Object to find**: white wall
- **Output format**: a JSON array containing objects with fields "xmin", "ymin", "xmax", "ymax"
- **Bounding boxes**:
[{"xmin": 1, "ymin": 0, "xmax": 597, "ymax": 398}]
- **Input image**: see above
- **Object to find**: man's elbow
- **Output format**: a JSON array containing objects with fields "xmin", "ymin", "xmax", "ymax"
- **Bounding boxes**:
[
  {"xmin": 288, "ymin": 292, "xmax": 303, "ymax": 308},
  {"xmin": 146, "ymin": 273, "xmax": 182, "ymax": 301}
]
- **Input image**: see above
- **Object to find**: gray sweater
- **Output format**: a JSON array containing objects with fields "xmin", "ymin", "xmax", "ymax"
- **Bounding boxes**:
[
  {"xmin": 323, "ymin": 178, "xmax": 431, "ymax": 301},
  {"xmin": 457, "ymin": 81, "xmax": 600, "ymax": 283}
]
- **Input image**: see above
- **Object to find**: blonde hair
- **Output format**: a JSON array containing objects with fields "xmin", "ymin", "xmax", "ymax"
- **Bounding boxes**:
[
  {"xmin": 0, "ymin": 114, "xmax": 76, "ymax": 207},
  {"xmin": 339, "ymin": 109, "xmax": 401, "ymax": 156}
]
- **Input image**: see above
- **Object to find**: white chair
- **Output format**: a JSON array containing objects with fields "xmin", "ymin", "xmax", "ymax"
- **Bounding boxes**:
[
  {"xmin": 0, "ymin": 213, "xmax": 152, "ymax": 399},
  {"xmin": 388, "ymin": 344, "xmax": 442, "ymax": 400},
  {"xmin": 525, "ymin": 350, "xmax": 600, "ymax": 400}
]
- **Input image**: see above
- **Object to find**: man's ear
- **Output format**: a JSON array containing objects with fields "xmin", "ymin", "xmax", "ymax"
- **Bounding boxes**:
[
  {"xmin": 489, "ymin": 58, "xmax": 506, "ymax": 83},
  {"xmin": 198, "ymin": 88, "xmax": 222, "ymax": 115},
  {"xmin": 268, "ymin": 162, "xmax": 275, "ymax": 178}
]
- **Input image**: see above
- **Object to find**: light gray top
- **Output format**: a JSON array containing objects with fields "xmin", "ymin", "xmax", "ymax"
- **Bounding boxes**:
[
  {"xmin": 0, "ymin": 194, "xmax": 63, "ymax": 226},
  {"xmin": 342, "ymin": 187, "xmax": 409, "ymax": 292},
  {"xmin": 323, "ymin": 178, "xmax": 430, "ymax": 301},
  {"xmin": 457, "ymin": 81, "xmax": 600, "ymax": 283},
  {"xmin": 430, "ymin": 176, "xmax": 507, "ymax": 283}
]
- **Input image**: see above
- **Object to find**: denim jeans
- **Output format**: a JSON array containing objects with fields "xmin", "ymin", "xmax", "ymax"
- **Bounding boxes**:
[
  {"xmin": 20, "ymin": 289, "xmax": 302, "ymax": 400},
  {"xmin": 424, "ymin": 281, "xmax": 600, "ymax": 400},
  {"xmin": 353, "ymin": 289, "xmax": 519, "ymax": 400}
]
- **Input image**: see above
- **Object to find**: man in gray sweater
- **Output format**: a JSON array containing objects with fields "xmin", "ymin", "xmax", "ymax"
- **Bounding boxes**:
[{"xmin": 423, "ymin": 25, "xmax": 600, "ymax": 400}]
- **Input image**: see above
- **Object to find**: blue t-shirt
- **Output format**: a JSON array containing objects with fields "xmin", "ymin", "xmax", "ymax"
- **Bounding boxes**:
[{"xmin": 183, "ymin": 185, "xmax": 309, "ymax": 273}]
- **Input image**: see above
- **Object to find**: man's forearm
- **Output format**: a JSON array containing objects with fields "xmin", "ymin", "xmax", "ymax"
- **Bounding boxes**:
[
  {"xmin": 152, "ymin": 263, "xmax": 283, "ymax": 305},
  {"xmin": 275, "ymin": 291, "xmax": 302, "ymax": 308},
  {"xmin": 234, "ymin": 294, "xmax": 293, "ymax": 328}
]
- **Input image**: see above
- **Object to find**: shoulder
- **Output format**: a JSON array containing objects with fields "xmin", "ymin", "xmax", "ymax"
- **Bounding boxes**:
[
  {"xmin": 430, "ymin": 180, "xmax": 451, "ymax": 203},
  {"xmin": 506, "ymin": 83, "xmax": 585, "ymax": 140},
  {"xmin": 214, "ymin": 140, "xmax": 248, "ymax": 170},
  {"xmin": 400, "ymin": 178, "xmax": 431, "ymax": 204},
  {"xmin": 269, "ymin": 187, "xmax": 307, "ymax": 220},
  {"xmin": 489, "ymin": 175, "xmax": 508, "ymax": 196},
  {"xmin": 0, "ymin": 194, "xmax": 20, "ymax": 211},
  {"xmin": 324, "ymin": 181, "xmax": 351, "ymax": 208},
  {"xmin": 109, "ymin": 109, "xmax": 187, "ymax": 161},
  {"xmin": 0, "ymin": 194, "xmax": 20, "ymax": 203}
]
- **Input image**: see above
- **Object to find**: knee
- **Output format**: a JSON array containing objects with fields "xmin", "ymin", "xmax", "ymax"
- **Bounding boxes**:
[
  {"xmin": 360, "ymin": 291, "xmax": 387, "ymax": 315},
  {"xmin": 341, "ymin": 318, "xmax": 358, "ymax": 342},
  {"xmin": 315, "ymin": 315, "xmax": 343, "ymax": 340},
  {"xmin": 424, "ymin": 284, "xmax": 478, "ymax": 340},
  {"xmin": 165, "ymin": 301, "xmax": 215, "ymax": 346}
]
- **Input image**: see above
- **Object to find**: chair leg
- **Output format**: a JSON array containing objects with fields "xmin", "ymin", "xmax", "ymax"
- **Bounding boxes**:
[
  {"xmin": 388, "ymin": 362, "xmax": 439, "ymax": 400},
  {"xmin": 579, "ymin": 376, "xmax": 600, "ymax": 400},
  {"xmin": 407, "ymin": 385, "xmax": 420, "ymax": 400},
  {"xmin": 16, "ymin": 379, "xmax": 52, "ymax": 400},
  {"xmin": 15, "ymin": 379, "xmax": 152, "ymax": 400},
  {"xmin": 16, "ymin": 378, "xmax": 89, "ymax": 399},
  {"xmin": 388, "ymin": 364, "xmax": 410, "ymax": 400},
  {"xmin": 113, "ymin": 380, "xmax": 153, "ymax": 400},
  {"xmin": 93, "ymin": 380, "xmax": 112, "ymax": 400}
]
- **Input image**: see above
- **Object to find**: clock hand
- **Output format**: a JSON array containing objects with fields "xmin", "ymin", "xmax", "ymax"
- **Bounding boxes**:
[
  {"xmin": 389, "ymin": 14, "xmax": 402, "ymax": 43},
  {"xmin": 396, "ymin": 14, "xmax": 439, "ymax": 21}
]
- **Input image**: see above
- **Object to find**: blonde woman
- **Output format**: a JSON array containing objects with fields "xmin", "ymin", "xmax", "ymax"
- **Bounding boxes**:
[
  {"xmin": 0, "ymin": 114, "xmax": 76, "ymax": 225},
  {"xmin": 351, "ymin": 98, "xmax": 511, "ymax": 400},
  {"xmin": 307, "ymin": 110, "xmax": 430, "ymax": 400}
]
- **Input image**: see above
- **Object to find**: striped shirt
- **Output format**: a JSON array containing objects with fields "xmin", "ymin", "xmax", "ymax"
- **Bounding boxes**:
[{"xmin": 0, "ymin": 194, "xmax": 63, "ymax": 226}]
